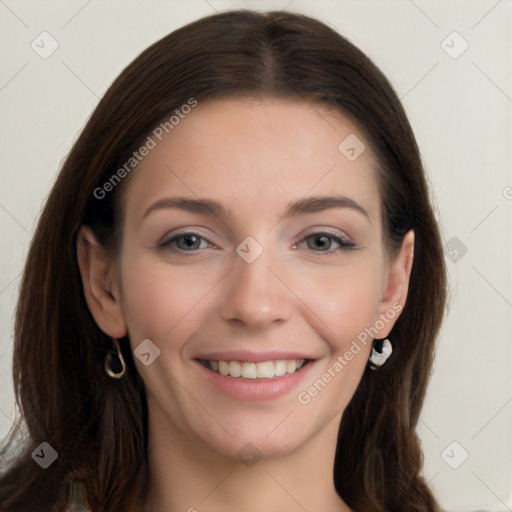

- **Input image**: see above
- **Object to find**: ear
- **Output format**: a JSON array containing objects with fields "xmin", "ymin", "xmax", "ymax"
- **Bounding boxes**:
[
  {"xmin": 76, "ymin": 225, "xmax": 127, "ymax": 338},
  {"xmin": 374, "ymin": 229, "xmax": 415, "ymax": 338}
]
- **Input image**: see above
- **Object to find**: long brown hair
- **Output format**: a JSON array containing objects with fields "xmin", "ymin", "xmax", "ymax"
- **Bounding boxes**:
[{"xmin": 0, "ymin": 10, "xmax": 446, "ymax": 511}]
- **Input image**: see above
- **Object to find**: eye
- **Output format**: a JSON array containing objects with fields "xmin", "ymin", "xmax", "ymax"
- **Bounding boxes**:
[
  {"xmin": 294, "ymin": 231, "xmax": 355, "ymax": 254},
  {"xmin": 158, "ymin": 231, "xmax": 215, "ymax": 252}
]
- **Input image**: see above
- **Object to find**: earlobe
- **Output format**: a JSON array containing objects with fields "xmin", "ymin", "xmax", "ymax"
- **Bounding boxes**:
[
  {"xmin": 375, "ymin": 229, "xmax": 415, "ymax": 338},
  {"xmin": 76, "ymin": 226, "xmax": 127, "ymax": 339}
]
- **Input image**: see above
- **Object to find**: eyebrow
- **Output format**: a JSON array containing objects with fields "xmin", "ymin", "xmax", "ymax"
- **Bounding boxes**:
[
  {"xmin": 142, "ymin": 194, "xmax": 370, "ymax": 221},
  {"xmin": 282, "ymin": 195, "xmax": 369, "ymax": 220}
]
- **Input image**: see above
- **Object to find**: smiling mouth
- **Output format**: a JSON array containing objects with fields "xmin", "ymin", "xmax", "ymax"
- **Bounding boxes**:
[{"xmin": 197, "ymin": 359, "xmax": 311, "ymax": 379}]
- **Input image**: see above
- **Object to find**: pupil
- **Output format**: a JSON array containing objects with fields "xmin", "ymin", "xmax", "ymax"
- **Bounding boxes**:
[
  {"xmin": 310, "ymin": 235, "xmax": 330, "ymax": 250},
  {"xmin": 317, "ymin": 236, "xmax": 328, "ymax": 248},
  {"xmin": 181, "ymin": 235, "xmax": 198, "ymax": 249}
]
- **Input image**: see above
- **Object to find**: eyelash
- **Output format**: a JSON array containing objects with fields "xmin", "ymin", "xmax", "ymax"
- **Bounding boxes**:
[
  {"xmin": 157, "ymin": 230, "xmax": 355, "ymax": 255},
  {"xmin": 158, "ymin": 231, "xmax": 217, "ymax": 252},
  {"xmin": 293, "ymin": 230, "xmax": 356, "ymax": 254}
]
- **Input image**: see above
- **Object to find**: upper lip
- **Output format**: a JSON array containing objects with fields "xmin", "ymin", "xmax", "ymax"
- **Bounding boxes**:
[{"xmin": 194, "ymin": 349, "xmax": 316, "ymax": 362}]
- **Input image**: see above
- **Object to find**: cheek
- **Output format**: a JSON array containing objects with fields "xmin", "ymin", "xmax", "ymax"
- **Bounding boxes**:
[
  {"xmin": 289, "ymin": 257, "xmax": 384, "ymax": 352},
  {"xmin": 291, "ymin": 264, "xmax": 383, "ymax": 415},
  {"xmin": 118, "ymin": 252, "xmax": 217, "ymax": 345}
]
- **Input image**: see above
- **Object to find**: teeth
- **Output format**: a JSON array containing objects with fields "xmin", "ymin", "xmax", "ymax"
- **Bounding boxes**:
[
  {"xmin": 241, "ymin": 362, "xmax": 257, "ymax": 379},
  {"xmin": 274, "ymin": 361, "xmax": 288, "ymax": 377},
  {"xmin": 229, "ymin": 361, "xmax": 242, "ymax": 377},
  {"xmin": 204, "ymin": 359, "xmax": 307, "ymax": 379},
  {"xmin": 286, "ymin": 360, "xmax": 297, "ymax": 374},
  {"xmin": 274, "ymin": 360, "xmax": 287, "ymax": 377},
  {"xmin": 218, "ymin": 360, "xmax": 230, "ymax": 376},
  {"xmin": 257, "ymin": 361, "xmax": 274, "ymax": 379}
]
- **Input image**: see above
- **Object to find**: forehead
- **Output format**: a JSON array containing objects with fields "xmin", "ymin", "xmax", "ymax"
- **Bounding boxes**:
[{"xmin": 123, "ymin": 97, "xmax": 381, "ymax": 223}]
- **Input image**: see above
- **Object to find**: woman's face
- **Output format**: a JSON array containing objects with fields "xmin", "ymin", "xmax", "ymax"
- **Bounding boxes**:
[{"xmin": 87, "ymin": 97, "xmax": 412, "ymax": 461}]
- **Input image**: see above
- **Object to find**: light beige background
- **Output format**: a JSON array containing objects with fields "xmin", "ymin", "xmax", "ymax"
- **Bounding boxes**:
[{"xmin": 1, "ymin": 1, "xmax": 511, "ymax": 510}]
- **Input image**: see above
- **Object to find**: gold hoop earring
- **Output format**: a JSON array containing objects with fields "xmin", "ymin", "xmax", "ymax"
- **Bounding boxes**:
[{"xmin": 104, "ymin": 338, "xmax": 126, "ymax": 379}]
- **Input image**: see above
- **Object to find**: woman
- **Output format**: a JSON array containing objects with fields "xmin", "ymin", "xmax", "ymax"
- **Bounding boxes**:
[{"xmin": 0, "ymin": 10, "xmax": 446, "ymax": 512}]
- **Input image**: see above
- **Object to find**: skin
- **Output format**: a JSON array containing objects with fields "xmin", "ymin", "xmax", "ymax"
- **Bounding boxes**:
[{"xmin": 77, "ymin": 97, "xmax": 414, "ymax": 512}]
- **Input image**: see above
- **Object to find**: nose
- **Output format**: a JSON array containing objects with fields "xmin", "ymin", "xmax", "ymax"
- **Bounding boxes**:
[{"xmin": 220, "ymin": 250, "xmax": 292, "ymax": 328}]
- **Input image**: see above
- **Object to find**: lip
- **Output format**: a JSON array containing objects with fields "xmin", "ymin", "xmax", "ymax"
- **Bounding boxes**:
[
  {"xmin": 194, "ymin": 357, "xmax": 316, "ymax": 402},
  {"xmin": 194, "ymin": 349, "xmax": 315, "ymax": 362}
]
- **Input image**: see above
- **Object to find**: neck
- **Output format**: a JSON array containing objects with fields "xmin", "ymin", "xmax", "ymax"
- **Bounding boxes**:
[{"xmin": 143, "ymin": 401, "xmax": 351, "ymax": 512}]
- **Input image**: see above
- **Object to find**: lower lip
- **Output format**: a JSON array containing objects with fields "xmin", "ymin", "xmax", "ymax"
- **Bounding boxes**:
[{"xmin": 195, "ymin": 360, "xmax": 315, "ymax": 402}]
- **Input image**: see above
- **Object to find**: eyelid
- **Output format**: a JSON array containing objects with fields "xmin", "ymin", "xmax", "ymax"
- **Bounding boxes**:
[
  {"xmin": 157, "ymin": 229, "xmax": 219, "ymax": 250},
  {"xmin": 156, "ymin": 228, "xmax": 355, "ymax": 254},
  {"xmin": 295, "ymin": 227, "xmax": 353, "ymax": 243},
  {"xmin": 292, "ymin": 229, "xmax": 356, "ymax": 253}
]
